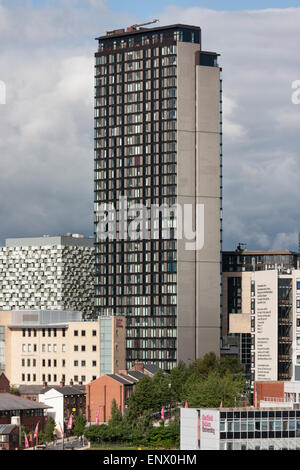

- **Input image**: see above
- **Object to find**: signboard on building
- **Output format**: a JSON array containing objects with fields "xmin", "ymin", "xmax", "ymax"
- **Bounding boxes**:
[
  {"xmin": 199, "ymin": 410, "xmax": 220, "ymax": 450},
  {"xmin": 254, "ymin": 270, "xmax": 278, "ymax": 381}
]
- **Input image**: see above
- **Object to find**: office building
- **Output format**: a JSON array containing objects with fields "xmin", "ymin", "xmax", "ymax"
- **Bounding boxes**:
[
  {"xmin": 180, "ymin": 406, "xmax": 300, "ymax": 450},
  {"xmin": 226, "ymin": 267, "xmax": 300, "ymax": 398},
  {"xmin": 0, "ymin": 234, "xmax": 94, "ymax": 320},
  {"xmin": 222, "ymin": 249, "xmax": 300, "ymax": 380},
  {"xmin": 0, "ymin": 310, "xmax": 126, "ymax": 386},
  {"xmin": 94, "ymin": 23, "xmax": 222, "ymax": 370}
]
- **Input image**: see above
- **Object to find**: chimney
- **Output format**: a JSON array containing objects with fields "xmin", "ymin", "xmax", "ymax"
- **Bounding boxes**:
[
  {"xmin": 133, "ymin": 363, "xmax": 144, "ymax": 373},
  {"xmin": 117, "ymin": 370, "xmax": 128, "ymax": 375},
  {"xmin": 60, "ymin": 380, "xmax": 65, "ymax": 388},
  {"xmin": 42, "ymin": 381, "xmax": 47, "ymax": 388},
  {"xmin": 69, "ymin": 379, "xmax": 74, "ymax": 386}
]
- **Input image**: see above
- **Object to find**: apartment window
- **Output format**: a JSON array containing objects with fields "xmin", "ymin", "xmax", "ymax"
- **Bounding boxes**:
[
  {"xmin": 62, "ymin": 329, "xmax": 66, "ymax": 337},
  {"xmin": 74, "ymin": 376, "xmax": 78, "ymax": 382},
  {"xmin": 74, "ymin": 361, "xmax": 78, "ymax": 367},
  {"xmin": 33, "ymin": 374, "xmax": 36, "ymax": 382},
  {"xmin": 74, "ymin": 330, "xmax": 78, "ymax": 337},
  {"xmin": 48, "ymin": 345, "xmax": 51, "ymax": 352},
  {"xmin": 42, "ymin": 360, "xmax": 46, "ymax": 367},
  {"xmin": 92, "ymin": 345, "xmax": 97, "ymax": 352},
  {"xmin": 81, "ymin": 376, "xmax": 86, "ymax": 383},
  {"xmin": 297, "ymin": 281, "xmax": 300, "ymax": 290},
  {"xmin": 81, "ymin": 346, "xmax": 86, "ymax": 352},
  {"xmin": 33, "ymin": 345, "xmax": 37, "ymax": 352},
  {"xmin": 53, "ymin": 344, "xmax": 57, "ymax": 353},
  {"xmin": 48, "ymin": 375, "xmax": 51, "ymax": 382},
  {"xmin": 54, "ymin": 375, "xmax": 57, "ymax": 382},
  {"xmin": 92, "ymin": 361, "xmax": 97, "ymax": 367},
  {"xmin": 22, "ymin": 329, "xmax": 26, "ymax": 337},
  {"xmin": 22, "ymin": 359, "xmax": 25, "ymax": 367},
  {"xmin": 48, "ymin": 329, "xmax": 51, "ymax": 337},
  {"xmin": 27, "ymin": 374, "xmax": 30, "ymax": 382},
  {"xmin": 27, "ymin": 359, "xmax": 30, "ymax": 367},
  {"xmin": 28, "ymin": 344, "xmax": 31, "ymax": 353},
  {"xmin": 42, "ymin": 344, "xmax": 46, "ymax": 352},
  {"xmin": 62, "ymin": 344, "xmax": 66, "ymax": 353},
  {"xmin": 22, "ymin": 344, "xmax": 26, "ymax": 352},
  {"xmin": 92, "ymin": 330, "xmax": 97, "ymax": 337},
  {"xmin": 74, "ymin": 345, "xmax": 79, "ymax": 352},
  {"xmin": 81, "ymin": 331, "xmax": 86, "ymax": 337},
  {"xmin": 42, "ymin": 329, "xmax": 46, "ymax": 337},
  {"xmin": 48, "ymin": 360, "xmax": 51, "ymax": 367},
  {"xmin": 62, "ymin": 359, "xmax": 66, "ymax": 367},
  {"xmin": 33, "ymin": 359, "xmax": 36, "ymax": 367},
  {"xmin": 22, "ymin": 374, "xmax": 25, "ymax": 382},
  {"xmin": 81, "ymin": 361, "xmax": 86, "ymax": 367}
]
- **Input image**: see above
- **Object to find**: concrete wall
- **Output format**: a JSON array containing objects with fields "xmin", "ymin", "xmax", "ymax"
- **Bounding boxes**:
[{"xmin": 176, "ymin": 43, "xmax": 221, "ymax": 364}]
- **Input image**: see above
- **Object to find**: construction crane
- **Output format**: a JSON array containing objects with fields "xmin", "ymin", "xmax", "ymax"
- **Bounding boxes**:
[{"xmin": 127, "ymin": 19, "xmax": 159, "ymax": 32}]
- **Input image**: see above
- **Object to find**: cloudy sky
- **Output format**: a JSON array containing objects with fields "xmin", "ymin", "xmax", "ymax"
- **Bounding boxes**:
[{"xmin": 0, "ymin": 0, "xmax": 300, "ymax": 251}]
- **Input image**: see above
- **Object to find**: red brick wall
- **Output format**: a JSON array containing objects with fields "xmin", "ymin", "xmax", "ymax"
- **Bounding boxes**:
[
  {"xmin": 86, "ymin": 376, "xmax": 126, "ymax": 423},
  {"xmin": 254, "ymin": 382, "xmax": 284, "ymax": 407}
]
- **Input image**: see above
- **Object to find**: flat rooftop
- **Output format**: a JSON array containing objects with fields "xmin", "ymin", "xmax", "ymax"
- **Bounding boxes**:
[
  {"xmin": 96, "ymin": 23, "xmax": 201, "ymax": 41},
  {"xmin": 5, "ymin": 234, "xmax": 94, "ymax": 248}
]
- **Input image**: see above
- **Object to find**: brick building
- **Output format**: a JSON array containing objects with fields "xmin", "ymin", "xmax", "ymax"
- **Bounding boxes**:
[
  {"xmin": 0, "ymin": 424, "xmax": 19, "ymax": 450},
  {"xmin": 86, "ymin": 363, "xmax": 158, "ymax": 423}
]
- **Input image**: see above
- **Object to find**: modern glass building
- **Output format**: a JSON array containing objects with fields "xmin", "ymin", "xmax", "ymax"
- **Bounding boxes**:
[
  {"xmin": 181, "ymin": 407, "xmax": 300, "ymax": 450},
  {"xmin": 94, "ymin": 24, "xmax": 222, "ymax": 370}
]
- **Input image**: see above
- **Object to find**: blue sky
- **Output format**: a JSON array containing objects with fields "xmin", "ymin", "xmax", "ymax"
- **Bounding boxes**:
[
  {"xmin": 4, "ymin": 0, "xmax": 300, "ymax": 11},
  {"xmin": 108, "ymin": 0, "xmax": 300, "ymax": 15}
]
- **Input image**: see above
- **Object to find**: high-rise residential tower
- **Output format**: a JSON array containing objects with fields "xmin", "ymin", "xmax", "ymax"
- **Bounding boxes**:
[{"xmin": 94, "ymin": 24, "xmax": 222, "ymax": 370}]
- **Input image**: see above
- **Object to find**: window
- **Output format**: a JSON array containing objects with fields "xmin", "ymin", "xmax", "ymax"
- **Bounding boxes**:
[
  {"xmin": 81, "ymin": 376, "xmax": 86, "ymax": 383},
  {"xmin": 92, "ymin": 361, "xmax": 97, "ymax": 367},
  {"xmin": 42, "ymin": 344, "xmax": 46, "ymax": 353},
  {"xmin": 81, "ymin": 331, "xmax": 86, "ymax": 337},
  {"xmin": 62, "ymin": 344, "xmax": 66, "ymax": 353},
  {"xmin": 81, "ymin": 361, "xmax": 86, "ymax": 367},
  {"xmin": 22, "ymin": 344, "xmax": 26, "ymax": 352},
  {"xmin": 92, "ymin": 345, "xmax": 97, "ymax": 352},
  {"xmin": 74, "ymin": 361, "xmax": 78, "ymax": 367},
  {"xmin": 74, "ymin": 330, "xmax": 78, "ymax": 337},
  {"xmin": 74, "ymin": 345, "xmax": 78, "ymax": 352},
  {"xmin": 92, "ymin": 330, "xmax": 97, "ymax": 337},
  {"xmin": 81, "ymin": 346, "xmax": 86, "ymax": 352}
]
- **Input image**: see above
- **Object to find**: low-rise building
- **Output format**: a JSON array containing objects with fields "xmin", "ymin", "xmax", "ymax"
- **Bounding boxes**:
[
  {"xmin": 0, "ymin": 393, "xmax": 50, "ymax": 434},
  {"xmin": 180, "ymin": 406, "xmax": 300, "ymax": 450},
  {"xmin": 38, "ymin": 383, "xmax": 86, "ymax": 435},
  {"xmin": 86, "ymin": 363, "xmax": 159, "ymax": 423},
  {"xmin": 0, "ymin": 310, "xmax": 126, "ymax": 387},
  {"xmin": 0, "ymin": 424, "xmax": 19, "ymax": 450}
]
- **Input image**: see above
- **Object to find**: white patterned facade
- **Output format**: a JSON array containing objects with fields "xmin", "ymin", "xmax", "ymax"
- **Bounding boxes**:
[{"xmin": 0, "ymin": 235, "xmax": 94, "ymax": 320}]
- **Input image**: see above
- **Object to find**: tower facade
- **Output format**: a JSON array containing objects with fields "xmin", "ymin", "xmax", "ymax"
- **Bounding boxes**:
[{"xmin": 94, "ymin": 24, "xmax": 222, "ymax": 370}]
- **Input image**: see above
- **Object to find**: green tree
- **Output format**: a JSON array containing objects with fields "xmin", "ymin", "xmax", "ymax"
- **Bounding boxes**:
[
  {"xmin": 73, "ymin": 414, "xmax": 87, "ymax": 437},
  {"xmin": 183, "ymin": 370, "xmax": 248, "ymax": 408},
  {"xmin": 44, "ymin": 417, "xmax": 56, "ymax": 443},
  {"xmin": 109, "ymin": 399, "xmax": 123, "ymax": 426}
]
